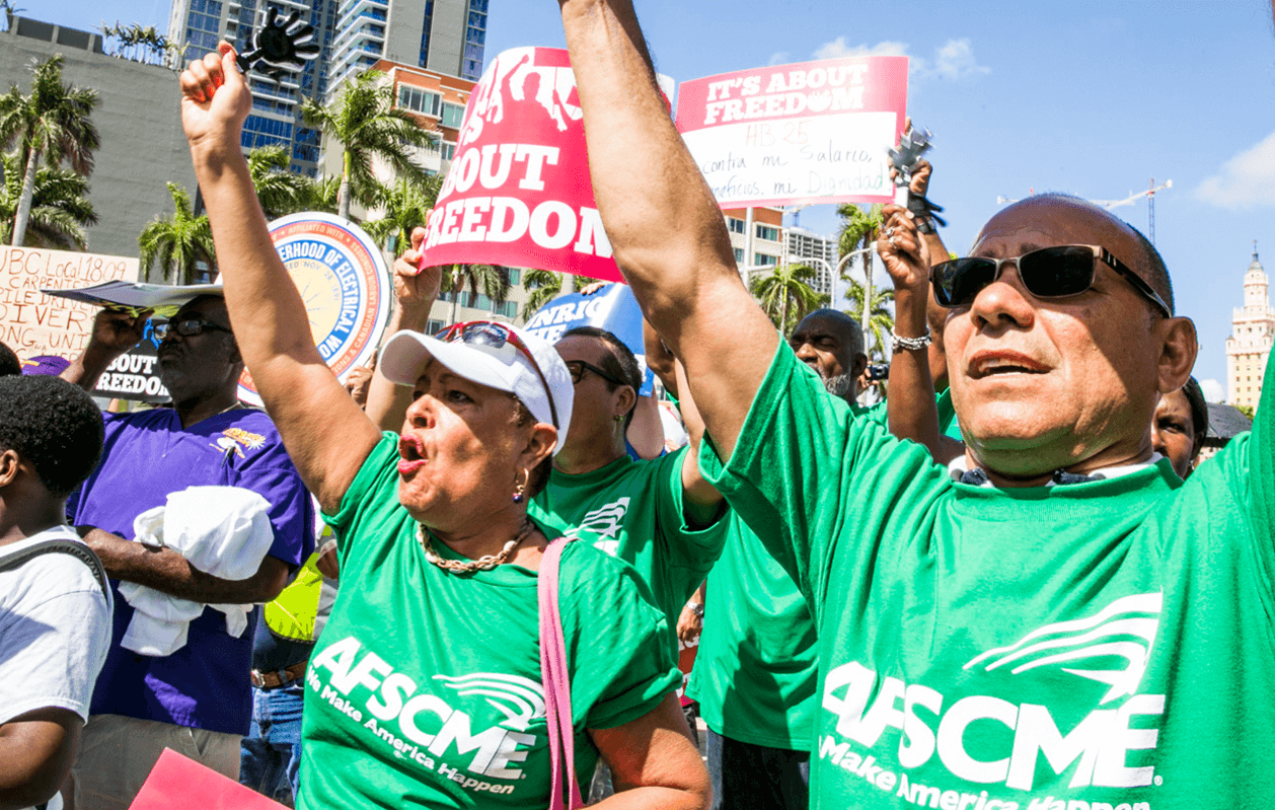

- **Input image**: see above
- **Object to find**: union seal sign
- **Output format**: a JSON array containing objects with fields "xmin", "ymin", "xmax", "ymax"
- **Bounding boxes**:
[{"xmin": 238, "ymin": 213, "xmax": 390, "ymax": 405}]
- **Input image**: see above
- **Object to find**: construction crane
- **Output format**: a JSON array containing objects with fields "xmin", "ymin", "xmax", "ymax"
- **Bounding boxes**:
[{"xmin": 998, "ymin": 179, "xmax": 1172, "ymax": 243}]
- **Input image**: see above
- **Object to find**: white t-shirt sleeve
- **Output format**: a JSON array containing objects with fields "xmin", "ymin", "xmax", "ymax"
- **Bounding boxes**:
[{"xmin": 0, "ymin": 536, "xmax": 113, "ymax": 726}]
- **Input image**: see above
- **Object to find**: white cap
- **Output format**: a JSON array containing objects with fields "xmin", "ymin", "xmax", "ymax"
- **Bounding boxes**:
[{"xmin": 380, "ymin": 321, "xmax": 574, "ymax": 454}]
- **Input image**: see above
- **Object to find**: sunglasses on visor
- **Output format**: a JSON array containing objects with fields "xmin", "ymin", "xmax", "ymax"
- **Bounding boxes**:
[
  {"xmin": 930, "ymin": 245, "xmax": 1172, "ymax": 318},
  {"xmin": 435, "ymin": 320, "xmax": 559, "ymax": 429}
]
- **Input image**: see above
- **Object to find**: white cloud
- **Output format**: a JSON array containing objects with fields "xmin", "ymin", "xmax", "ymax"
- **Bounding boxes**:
[
  {"xmin": 810, "ymin": 37, "xmax": 989, "ymax": 83},
  {"xmin": 1199, "ymin": 378, "xmax": 1226, "ymax": 403},
  {"xmin": 768, "ymin": 51, "xmax": 791, "ymax": 67},
  {"xmin": 1195, "ymin": 132, "xmax": 1275, "ymax": 210}
]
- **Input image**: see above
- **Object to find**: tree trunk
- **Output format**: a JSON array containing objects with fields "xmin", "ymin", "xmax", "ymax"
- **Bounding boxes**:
[
  {"xmin": 780, "ymin": 290, "xmax": 788, "ymax": 336},
  {"xmin": 11, "ymin": 147, "xmax": 41, "ymax": 247},
  {"xmin": 447, "ymin": 267, "xmax": 459, "ymax": 325},
  {"xmin": 338, "ymin": 150, "xmax": 352, "ymax": 221},
  {"xmin": 861, "ymin": 255, "xmax": 873, "ymax": 357}
]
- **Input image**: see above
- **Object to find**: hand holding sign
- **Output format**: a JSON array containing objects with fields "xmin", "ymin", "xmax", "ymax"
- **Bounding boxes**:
[{"xmin": 180, "ymin": 43, "xmax": 252, "ymax": 158}]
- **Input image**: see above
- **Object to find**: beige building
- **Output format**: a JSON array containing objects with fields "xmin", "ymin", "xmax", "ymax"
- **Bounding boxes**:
[{"xmin": 1225, "ymin": 247, "xmax": 1273, "ymax": 413}]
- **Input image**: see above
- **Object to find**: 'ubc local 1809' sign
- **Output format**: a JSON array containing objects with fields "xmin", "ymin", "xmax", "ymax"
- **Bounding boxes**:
[{"xmin": 238, "ymin": 213, "xmax": 390, "ymax": 405}]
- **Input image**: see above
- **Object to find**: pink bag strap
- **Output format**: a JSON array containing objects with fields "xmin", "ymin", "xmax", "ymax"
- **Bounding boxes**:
[{"xmin": 539, "ymin": 537, "xmax": 584, "ymax": 810}]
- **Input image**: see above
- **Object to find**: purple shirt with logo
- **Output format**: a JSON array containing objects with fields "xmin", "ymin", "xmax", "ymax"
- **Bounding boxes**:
[{"xmin": 69, "ymin": 408, "xmax": 314, "ymax": 735}]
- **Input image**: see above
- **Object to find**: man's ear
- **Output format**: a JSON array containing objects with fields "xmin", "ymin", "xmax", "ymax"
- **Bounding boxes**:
[
  {"xmin": 1156, "ymin": 316, "xmax": 1198, "ymax": 395},
  {"xmin": 615, "ymin": 384, "xmax": 638, "ymax": 421},
  {"xmin": 851, "ymin": 352, "xmax": 870, "ymax": 382},
  {"xmin": 0, "ymin": 448, "xmax": 23, "ymax": 489}
]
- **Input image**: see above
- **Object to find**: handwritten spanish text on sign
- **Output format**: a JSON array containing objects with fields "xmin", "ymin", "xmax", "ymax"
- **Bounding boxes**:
[
  {"xmin": 676, "ymin": 57, "xmax": 908, "ymax": 209},
  {"xmin": 1, "ymin": 247, "xmax": 138, "ymax": 361},
  {"xmin": 420, "ymin": 47, "xmax": 623, "ymax": 284}
]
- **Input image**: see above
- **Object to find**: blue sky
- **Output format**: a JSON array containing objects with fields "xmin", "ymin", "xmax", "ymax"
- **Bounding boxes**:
[{"xmin": 39, "ymin": 0, "xmax": 1275, "ymax": 393}]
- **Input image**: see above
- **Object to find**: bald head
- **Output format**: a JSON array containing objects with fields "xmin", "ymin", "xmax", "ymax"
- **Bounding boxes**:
[
  {"xmin": 789, "ymin": 309, "xmax": 867, "ymax": 402},
  {"xmin": 994, "ymin": 194, "xmax": 1174, "ymax": 315}
]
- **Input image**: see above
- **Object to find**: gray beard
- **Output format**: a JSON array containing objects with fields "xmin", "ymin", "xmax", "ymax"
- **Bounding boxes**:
[{"xmin": 822, "ymin": 372, "xmax": 855, "ymax": 399}]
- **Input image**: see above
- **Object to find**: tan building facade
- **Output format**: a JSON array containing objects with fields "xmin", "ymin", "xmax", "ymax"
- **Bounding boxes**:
[{"xmin": 1225, "ymin": 248, "xmax": 1273, "ymax": 413}]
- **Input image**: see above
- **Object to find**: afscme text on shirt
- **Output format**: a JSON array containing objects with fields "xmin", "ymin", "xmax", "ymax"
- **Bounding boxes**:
[
  {"xmin": 309, "ymin": 635, "xmax": 539, "ymax": 790},
  {"xmin": 820, "ymin": 660, "xmax": 1163, "ymax": 804}
]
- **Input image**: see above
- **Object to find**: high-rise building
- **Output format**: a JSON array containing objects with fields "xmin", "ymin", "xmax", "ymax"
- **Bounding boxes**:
[
  {"xmin": 1225, "ymin": 246, "xmax": 1273, "ymax": 413},
  {"xmin": 167, "ymin": 0, "xmax": 338, "ymax": 176},
  {"xmin": 784, "ymin": 226, "xmax": 838, "ymax": 296},
  {"xmin": 327, "ymin": 0, "xmax": 487, "ymax": 102}
]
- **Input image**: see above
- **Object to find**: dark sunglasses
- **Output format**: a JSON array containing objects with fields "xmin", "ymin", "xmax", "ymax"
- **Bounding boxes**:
[
  {"xmin": 565, "ymin": 359, "xmax": 625, "ymax": 387},
  {"xmin": 153, "ymin": 318, "xmax": 233, "ymax": 340},
  {"xmin": 931, "ymin": 245, "xmax": 1172, "ymax": 318},
  {"xmin": 436, "ymin": 320, "xmax": 559, "ymax": 429}
]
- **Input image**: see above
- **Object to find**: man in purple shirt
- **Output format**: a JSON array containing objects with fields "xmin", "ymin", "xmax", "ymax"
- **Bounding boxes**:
[{"xmin": 60, "ymin": 296, "xmax": 313, "ymax": 810}]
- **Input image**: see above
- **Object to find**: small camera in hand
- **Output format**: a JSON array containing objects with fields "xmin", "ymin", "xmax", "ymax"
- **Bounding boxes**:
[{"xmin": 866, "ymin": 363, "xmax": 890, "ymax": 381}]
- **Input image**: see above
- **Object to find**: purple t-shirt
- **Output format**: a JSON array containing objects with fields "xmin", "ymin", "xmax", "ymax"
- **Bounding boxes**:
[{"xmin": 68, "ymin": 407, "xmax": 314, "ymax": 735}]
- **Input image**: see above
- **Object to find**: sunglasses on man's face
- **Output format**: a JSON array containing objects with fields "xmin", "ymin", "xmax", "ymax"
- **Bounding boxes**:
[
  {"xmin": 930, "ymin": 245, "xmax": 1172, "ymax": 318},
  {"xmin": 564, "ymin": 359, "xmax": 625, "ymax": 387},
  {"xmin": 153, "ymin": 318, "xmax": 232, "ymax": 340}
]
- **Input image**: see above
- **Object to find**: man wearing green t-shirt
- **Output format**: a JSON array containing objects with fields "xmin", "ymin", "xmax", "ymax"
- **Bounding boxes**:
[
  {"xmin": 690, "ymin": 311, "xmax": 869, "ymax": 810},
  {"xmin": 528, "ymin": 326, "xmax": 728, "ymax": 653},
  {"xmin": 559, "ymin": 3, "xmax": 1272, "ymax": 809}
]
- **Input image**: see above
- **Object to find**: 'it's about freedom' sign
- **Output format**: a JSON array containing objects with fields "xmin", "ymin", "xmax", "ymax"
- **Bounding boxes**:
[{"xmin": 676, "ymin": 57, "xmax": 909, "ymax": 209}]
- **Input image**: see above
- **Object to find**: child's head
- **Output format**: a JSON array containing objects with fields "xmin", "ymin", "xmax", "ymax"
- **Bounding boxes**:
[{"xmin": 0, "ymin": 376, "xmax": 104, "ymax": 498}]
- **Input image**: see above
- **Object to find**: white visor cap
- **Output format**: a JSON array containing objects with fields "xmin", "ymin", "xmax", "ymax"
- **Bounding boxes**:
[{"xmin": 380, "ymin": 321, "xmax": 573, "ymax": 454}]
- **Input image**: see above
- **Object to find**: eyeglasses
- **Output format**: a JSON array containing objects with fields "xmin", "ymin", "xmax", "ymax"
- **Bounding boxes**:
[
  {"xmin": 564, "ymin": 359, "xmax": 626, "ymax": 387},
  {"xmin": 436, "ymin": 320, "xmax": 559, "ymax": 428},
  {"xmin": 153, "ymin": 318, "xmax": 233, "ymax": 340},
  {"xmin": 930, "ymin": 245, "xmax": 1172, "ymax": 318}
]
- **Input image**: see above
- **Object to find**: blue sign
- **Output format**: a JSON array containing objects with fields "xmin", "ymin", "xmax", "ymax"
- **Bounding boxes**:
[{"xmin": 523, "ymin": 283, "xmax": 654, "ymax": 396}]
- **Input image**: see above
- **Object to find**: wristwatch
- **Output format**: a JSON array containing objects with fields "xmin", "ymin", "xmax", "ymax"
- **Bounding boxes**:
[{"xmin": 686, "ymin": 601, "xmax": 705, "ymax": 618}]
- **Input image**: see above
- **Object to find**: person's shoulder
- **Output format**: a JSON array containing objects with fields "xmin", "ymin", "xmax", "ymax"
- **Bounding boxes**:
[
  {"xmin": 559, "ymin": 538, "xmax": 649, "ymax": 590},
  {"xmin": 0, "ymin": 532, "xmax": 109, "ymax": 608}
]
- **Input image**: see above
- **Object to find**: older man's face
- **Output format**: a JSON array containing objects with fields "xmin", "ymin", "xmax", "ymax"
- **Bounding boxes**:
[
  {"xmin": 944, "ymin": 198, "xmax": 1177, "ymax": 475},
  {"xmin": 789, "ymin": 315, "xmax": 864, "ymax": 391}
]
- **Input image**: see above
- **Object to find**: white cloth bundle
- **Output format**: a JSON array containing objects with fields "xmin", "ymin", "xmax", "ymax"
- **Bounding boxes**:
[{"xmin": 119, "ymin": 486, "xmax": 274, "ymax": 657}]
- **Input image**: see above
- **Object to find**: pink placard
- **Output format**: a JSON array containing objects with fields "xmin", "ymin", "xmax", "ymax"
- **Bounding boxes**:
[
  {"xmin": 419, "ymin": 47, "xmax": 622, "ymax": 284},
  {"xmin": 129, "ymin": 749, "xmax": 287, "ymax": 810},
  {"xmin": 675, "ymin": 57, "xmax": 909, "ymax": 209}
]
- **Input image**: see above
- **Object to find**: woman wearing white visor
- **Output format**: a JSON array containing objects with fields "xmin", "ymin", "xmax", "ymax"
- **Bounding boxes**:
[{"xmin": 177, "ymin": 45, "xmax": 709, "ymax": 810}]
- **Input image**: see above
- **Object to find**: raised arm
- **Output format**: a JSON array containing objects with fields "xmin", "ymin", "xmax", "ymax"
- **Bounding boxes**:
[
  {"xmin": 364, "ymin": 227, "xmax": 440, "ymax": 432},
  {"xmin": 179, "ymin": 45, "xmax": 380, "ymax": 513},
  {"xmin": 879, "ymin": 205, "xmax": 962, "ymax": 462},
  {"xmin": 61, "ymin": 309, "xmax": 151, "ymax": 391},
  {"xmin": 559, "ymin": 0, "xmax": 776, "ymax": 460}
]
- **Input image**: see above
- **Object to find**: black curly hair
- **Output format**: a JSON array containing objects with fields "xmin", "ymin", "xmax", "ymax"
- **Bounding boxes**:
[
  {"xmin": 0, "ymin": 341, "xmax": 20, "ymax": 377},
  {"xmin": 0, "ymin": 375, "xmax": 104, "ymax": 497}
]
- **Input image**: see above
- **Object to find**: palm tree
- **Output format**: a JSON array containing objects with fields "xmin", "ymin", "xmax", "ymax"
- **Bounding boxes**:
[
  {"xmin": 0, "ymin": 56, "xmax": 100, "ymax": 247},
  {"xmin": 522, "ymin": 269, "xmax": 563, "ymax": 318},
  {"xmin": 247, "ymin": 145, "xmax": 313, "ymax": 220},
  {"xmin": 301, "ymin": 71, "xmax": 436, "ymax": 221},
  {"xmin": 0, "ymin": 151, "xmax": 97, "ymax": 249},
  {"xmin": 843, "ymin": 276, "xmax": 895, "ymax": 361},
  {"xmin": 1, "ymin": 1, "xmax": 26, "ymax": 32},
  {"xmin": 363, "ymin": 174, "xmax": 442, "ymax": 253},
  {"xmin": 439, "ymin": 263, "xmax": 512, "ymax": 325},
  {"xmin": 750, "ymin": 261, "xmax": 827, "ymax": 336},
  {"xmin": 138, "ymin": 182, "xmax": 215, "ymax": 284}
]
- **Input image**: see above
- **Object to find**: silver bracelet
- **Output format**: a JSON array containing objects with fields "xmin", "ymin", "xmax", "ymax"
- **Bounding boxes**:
[{"xmin": 891, "ymin": 328, "xmax": 933, "ymax": 353}]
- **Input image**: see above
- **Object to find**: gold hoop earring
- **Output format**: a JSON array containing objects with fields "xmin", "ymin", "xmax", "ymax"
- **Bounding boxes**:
[{"xmin": 512, "ymin": 469, "xmax": 529, "ymax": 503}]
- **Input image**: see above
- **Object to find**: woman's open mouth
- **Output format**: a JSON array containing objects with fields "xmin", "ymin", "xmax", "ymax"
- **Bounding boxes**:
[{"xmin": 397, "ymin": 436, "xmax": 427, "ymax": 475}]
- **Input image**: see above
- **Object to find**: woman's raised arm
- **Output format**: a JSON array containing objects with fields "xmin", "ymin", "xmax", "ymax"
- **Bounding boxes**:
[{"xmin": 179, "ymin": 44, "xmax": 381, "ymax": 513}]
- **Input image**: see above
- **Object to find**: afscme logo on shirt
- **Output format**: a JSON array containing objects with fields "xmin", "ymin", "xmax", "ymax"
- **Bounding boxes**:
[
  {"xmin": 576, "ymin": 496, "xmax": 630, "ymax": 555},
  {"xmin": 820, "ymin": 593, "xmax": 1165, "ymax": 803},
  {"xmin": 309, "ymin": 635, "xmax": 542, "ymax": 786}
]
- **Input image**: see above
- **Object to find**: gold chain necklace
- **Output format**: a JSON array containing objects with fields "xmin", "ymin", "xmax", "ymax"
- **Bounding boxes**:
[{"xmin": 417, "ymin": 520, "xmax": 535, "ymax": 574}]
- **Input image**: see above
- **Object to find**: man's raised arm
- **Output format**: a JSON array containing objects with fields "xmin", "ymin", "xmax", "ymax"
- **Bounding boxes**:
[
  {"xmin": 559, "ymin": 0, "xmax": 777, "ymax": 460},
  {"xmin": 179, "ymin": 45, "xmax": 380, "ymax": 512}
]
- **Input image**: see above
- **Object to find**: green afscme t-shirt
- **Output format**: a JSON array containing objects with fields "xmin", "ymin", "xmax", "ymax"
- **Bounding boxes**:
[
  {"xmin": 700, "ymin": 345, "xmax": 1275, "ymax": 809},
  {"xmin": 298, "ymin": 434, "xmax": 681, "ymax": 810},
  {"xmin": 529, "ymin": 445, "xmax": 728, "ymax": 653},
  {"xmin": 689, "ymin": 391, "xmax": 880, "ymax": 750}
]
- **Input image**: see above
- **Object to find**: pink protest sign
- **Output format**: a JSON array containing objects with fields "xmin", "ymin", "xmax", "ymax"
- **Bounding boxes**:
[
  {"xmin": 675, "ymin": 57, "xmax": 909, "ymax": 209},
  {"xmin": 129, "ymin": 749, "xmax": 287, "ymax": 809},
  {"xmin": 420, "ymin": 47, "xmax": 622, "ymax": 284}
]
